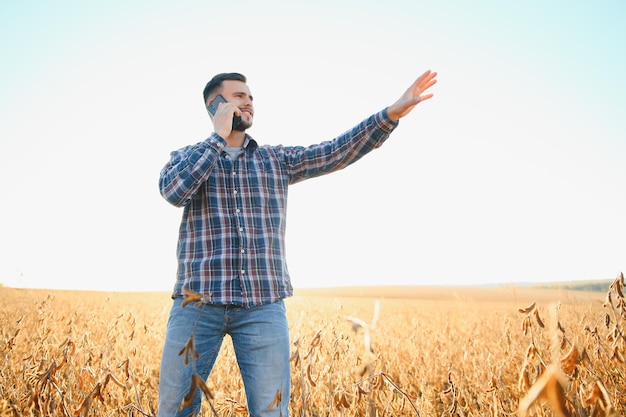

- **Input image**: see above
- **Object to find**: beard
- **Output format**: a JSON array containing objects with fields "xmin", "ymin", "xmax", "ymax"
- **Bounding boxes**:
[
  {"xmin": 232, "ymin": 118, "xmax": 252, "ymax": 131},
  {"xmin": 232, "ymin": 111, "xmax": 253, "ymax": 131}
]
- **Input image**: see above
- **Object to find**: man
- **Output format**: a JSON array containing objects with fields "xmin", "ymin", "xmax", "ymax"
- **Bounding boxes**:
[{"xmin": 157, "ymin": 70, "xmax": 437, "ymax": 417}]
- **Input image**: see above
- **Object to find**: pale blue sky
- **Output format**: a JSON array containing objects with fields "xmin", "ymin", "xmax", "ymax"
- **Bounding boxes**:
[{"xmin": 1, "ymin": 1, "xmax": 624, "ymax": 291}]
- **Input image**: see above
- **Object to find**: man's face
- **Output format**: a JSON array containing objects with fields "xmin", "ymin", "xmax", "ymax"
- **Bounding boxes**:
[{"xmin": 213, "ymin": 80, "xmax": 254, "ymax": 131}]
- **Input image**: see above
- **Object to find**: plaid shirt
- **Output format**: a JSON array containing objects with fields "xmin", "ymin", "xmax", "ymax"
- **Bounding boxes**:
[{"xmin": 159, "ymin": 109, "xmax": 398, "ymax": 307}]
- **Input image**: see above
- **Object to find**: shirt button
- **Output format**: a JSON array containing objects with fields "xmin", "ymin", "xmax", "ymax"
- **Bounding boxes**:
[
  {"xmin": 239, "ymin": 227, "xmax": 243, "ymax": 232},
  {"xmin": 241, "ymin": 270, "xmax": 245, "ymax": 275},
  {"xmin": 241, "ymin": 249, "xmax": 245, "ymax": 254},
  {"xmin": 233, "ymin": 190, "xmax": 238, "ymax": 195},
  {"xmin": 236, "ymin": 209, "xmax": 241, "ymax": 213}
]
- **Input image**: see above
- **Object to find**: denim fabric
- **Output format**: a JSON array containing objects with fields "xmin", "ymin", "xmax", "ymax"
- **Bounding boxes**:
[{"xmin": 158, "ymin": 298, "xmax": 291, "ymax": 417}]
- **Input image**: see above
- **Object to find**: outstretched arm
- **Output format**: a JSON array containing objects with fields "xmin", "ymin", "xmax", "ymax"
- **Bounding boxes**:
[{"xmin": 386, "ymin": 70, "xmax": 437, "ymax": 121}]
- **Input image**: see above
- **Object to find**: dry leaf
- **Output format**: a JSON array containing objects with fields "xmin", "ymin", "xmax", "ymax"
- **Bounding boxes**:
[{"xmin": 518, "ymin": 365, "xmax": 570, "ymax": 417}]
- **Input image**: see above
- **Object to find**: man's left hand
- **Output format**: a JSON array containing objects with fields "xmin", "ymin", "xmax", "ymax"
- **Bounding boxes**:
[{"xmin": 386, "ymin": 70, "xmax": 437, "ymax": 121}]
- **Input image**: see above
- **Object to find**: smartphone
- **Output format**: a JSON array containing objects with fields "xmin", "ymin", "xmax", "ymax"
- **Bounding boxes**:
[{"xmin": 207, "ymin": 94, "xmax": 243, "ymax": 130}]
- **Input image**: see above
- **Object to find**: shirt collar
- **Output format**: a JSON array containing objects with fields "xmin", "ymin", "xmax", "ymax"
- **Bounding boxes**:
[{"xmin": 243, "ymin": 136, "xmax": 258, "ymax": 151}]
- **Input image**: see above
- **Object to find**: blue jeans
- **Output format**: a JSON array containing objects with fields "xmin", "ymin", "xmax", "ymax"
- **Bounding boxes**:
[{"xmin": 157, "ymin": 298, "xmax": 291, "ymax": 417}]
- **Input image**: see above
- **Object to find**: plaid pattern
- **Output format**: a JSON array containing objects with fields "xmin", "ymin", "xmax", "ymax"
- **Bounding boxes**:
[{"xmin": 159, "ymin": 109, "xmax": 398, "ymax": 307}]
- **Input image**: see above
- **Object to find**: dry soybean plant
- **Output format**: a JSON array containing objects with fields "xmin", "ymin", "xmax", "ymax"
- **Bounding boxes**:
[
  {"xmin": 517, "ymin": 273, "xmax": 626, "ymax": 417},
  {"xmin": 0, "ymin": 289, "xmax": 166, "ymax": 417},
  {"xmin": 287, "ymin": 299, "xmax": 422, "ymax": 417},
  {"xmin": 2, "ymin": 276, "xmax": 625, "ymax": 417}
]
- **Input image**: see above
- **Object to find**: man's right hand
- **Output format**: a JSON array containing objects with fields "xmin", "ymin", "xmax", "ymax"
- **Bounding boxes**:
[{"xmin": 212, "ymin": 101, "xmax": 240, "ymax": 139}]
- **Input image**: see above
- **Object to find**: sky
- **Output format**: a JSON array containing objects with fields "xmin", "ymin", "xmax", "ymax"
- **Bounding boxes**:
[{"xmin": 1, "ymin": 1, "xmax": 625, "ymax": 292}]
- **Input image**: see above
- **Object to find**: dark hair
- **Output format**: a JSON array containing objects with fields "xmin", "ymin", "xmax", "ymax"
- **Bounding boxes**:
[{"xmin": 202, "ymin": 72, "xmax": 247, "ymax": 104}]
